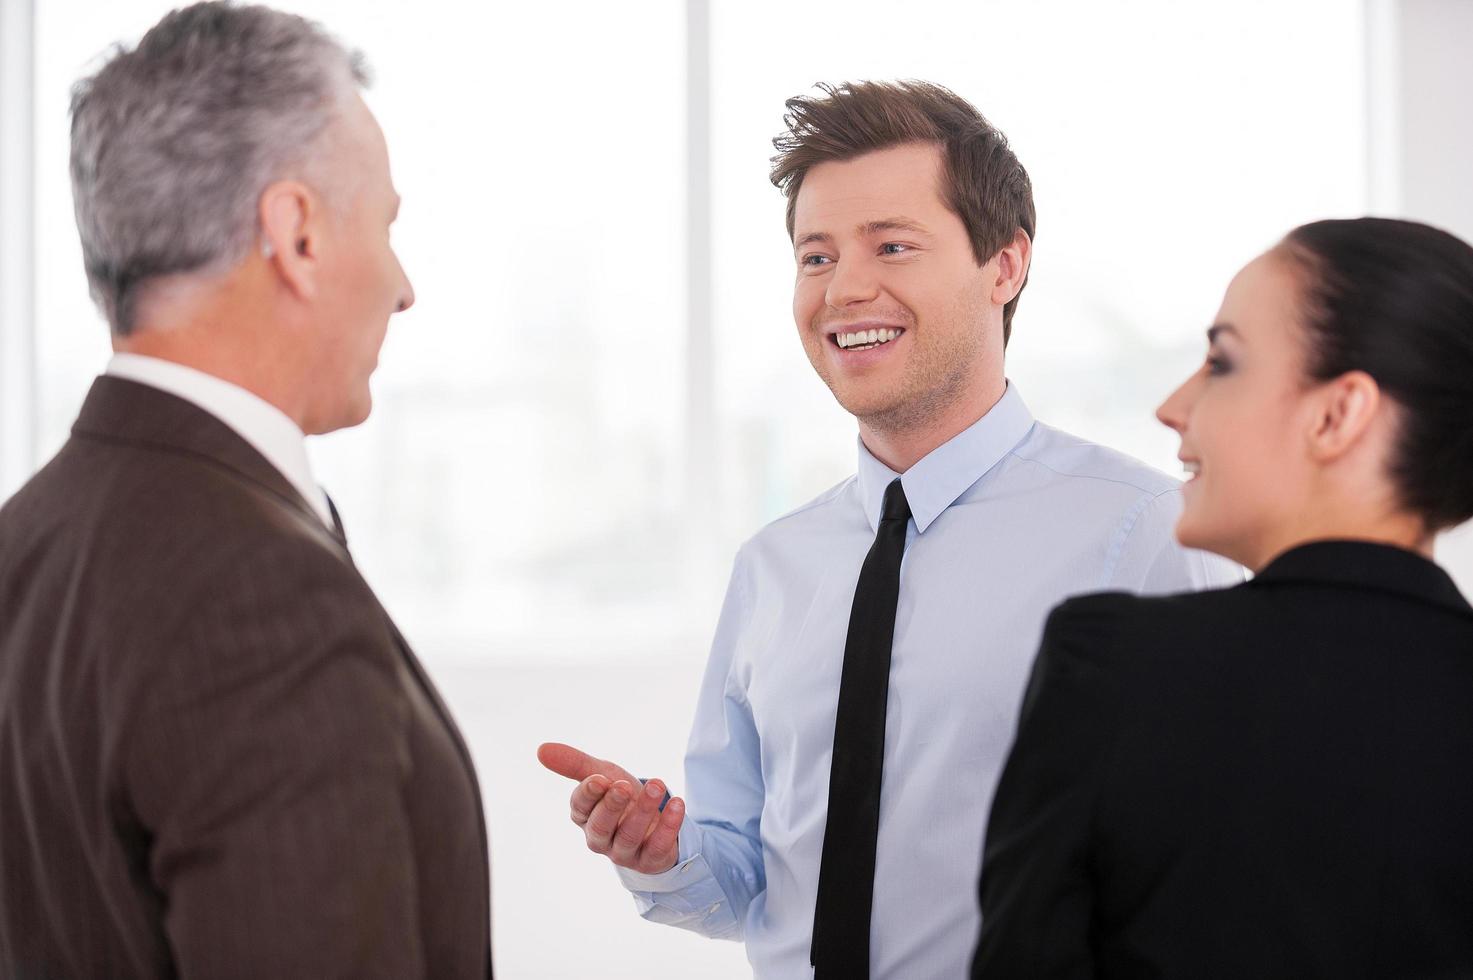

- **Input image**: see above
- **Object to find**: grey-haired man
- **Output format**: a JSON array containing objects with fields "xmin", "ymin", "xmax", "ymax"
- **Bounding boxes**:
[{"xmin": 0, "ymin": 4, "xmax": 491, "ymax": 977}]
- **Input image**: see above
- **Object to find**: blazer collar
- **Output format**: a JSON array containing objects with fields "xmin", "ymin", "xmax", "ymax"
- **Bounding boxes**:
[
  {"xmin": 1253, "ymin": 539, "xmax": 1472, "ymax": 619},
  {"xmin": 71, "ymin": 376, "xmax": 346, "ymax": 550}
]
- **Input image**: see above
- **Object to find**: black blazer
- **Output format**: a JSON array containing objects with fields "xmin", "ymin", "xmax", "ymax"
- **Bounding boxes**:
[
  {"xmin": 973, "ymin": 540, "xmax": 1473, "ymax": 980},
  {"xmin": 0, "ymin": 377, "xmax": 493, "ymax": 979}
]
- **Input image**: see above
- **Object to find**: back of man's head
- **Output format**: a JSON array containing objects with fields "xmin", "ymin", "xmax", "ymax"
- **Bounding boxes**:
[
  {"xmin": 70, "ymin": 1, "xmax": 368, "ymax": 336},
  {"xmin": 770, "ymin": 80, "xmax": 1036, "ymax": 345}
]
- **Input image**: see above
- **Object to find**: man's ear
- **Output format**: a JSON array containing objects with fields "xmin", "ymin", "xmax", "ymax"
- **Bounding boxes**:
[
  {"xmin": 1307, "ymin": 370, "xmax": 1382, "ymax": 463},
  {"xmin": 259, "ymin": 180, "xmax": 320, "ymax": 301},
  {"xmin": 990, "ymin": 228, "xmax": 1032, "ymax": 307}
]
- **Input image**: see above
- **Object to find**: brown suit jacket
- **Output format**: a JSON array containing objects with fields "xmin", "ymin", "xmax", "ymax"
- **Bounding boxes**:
[{"xmin": 0, "ymin": 377, "xmax": 493, "ymax": 979}]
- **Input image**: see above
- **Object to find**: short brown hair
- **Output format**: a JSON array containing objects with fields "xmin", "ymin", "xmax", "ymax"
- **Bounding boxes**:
[{"xmin": 770, "ymin": 80, "xmax": 1036, "ymax": 345}]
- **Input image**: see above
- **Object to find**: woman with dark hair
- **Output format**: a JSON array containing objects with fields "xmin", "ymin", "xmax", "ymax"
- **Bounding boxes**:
[{"xmin": 971, "ymin": 217, "xmax": 1473, "ymax": 979}]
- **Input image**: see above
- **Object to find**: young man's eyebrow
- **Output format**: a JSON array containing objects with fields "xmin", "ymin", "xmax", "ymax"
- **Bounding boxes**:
[
  {"xmin": 1206, "ymin": 323, "xmax": 1241, "ymax": 343},
  {"xmin": 794, "ymin": 218, "xmax": 930, "ymax": 252},
  {"xmin": 860, "ymin": 218, "xmax": 929, "ymax": 237},
  {"xmin": 794, "ymin": 230, "xmax": 832, "ymax": 251}
]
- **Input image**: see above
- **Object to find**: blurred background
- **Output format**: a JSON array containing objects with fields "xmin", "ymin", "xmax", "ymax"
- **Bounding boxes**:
[{"xmin": 2, "ymin": 0, "xmax": 1471, "ymax": 975}]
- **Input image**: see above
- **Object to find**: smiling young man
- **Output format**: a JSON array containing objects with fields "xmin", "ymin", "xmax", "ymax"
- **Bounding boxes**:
[{"xmin": 540, "ymin": 81, "xmax": 1239, "ymax": 978}]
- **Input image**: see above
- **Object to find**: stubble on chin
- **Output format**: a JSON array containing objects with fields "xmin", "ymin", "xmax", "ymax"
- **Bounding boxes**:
[
  {"xmin": 855, "ymin": 366, "xmax": 971, "ymax": 436},
  {"xmin": 826, "ymin": 331, "xmax": 981, "ymax": 438}
]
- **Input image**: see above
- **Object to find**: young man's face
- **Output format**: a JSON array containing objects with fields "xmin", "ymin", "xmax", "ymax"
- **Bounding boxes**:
[{"xmin": 790, "ymin": 142, "xmax": 1001, "ymax": 433}]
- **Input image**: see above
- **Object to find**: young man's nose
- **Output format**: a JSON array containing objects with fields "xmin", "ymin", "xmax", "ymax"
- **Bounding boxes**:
[{"xmin": 824, "ymin": 257, "xmax": 881, "ymax": 309}]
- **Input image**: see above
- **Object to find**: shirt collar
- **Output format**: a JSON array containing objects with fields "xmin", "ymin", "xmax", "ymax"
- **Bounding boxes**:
[
  {"xmin": 104, "ymin": 353, "xmax": 333, "ymax": 528},
  {"xmin": 855, "ymin": 381, "xmax": 1035, "ymax": 534}
]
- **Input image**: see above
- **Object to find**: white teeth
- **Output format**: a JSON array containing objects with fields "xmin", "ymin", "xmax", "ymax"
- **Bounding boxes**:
[
  {"xmin": 1183, "ymin": 462, "xmax": 1201, "ymax": 476},
  {"xmin": 836, "ymin": 328, "xmax": 902, "ymax": 349}
]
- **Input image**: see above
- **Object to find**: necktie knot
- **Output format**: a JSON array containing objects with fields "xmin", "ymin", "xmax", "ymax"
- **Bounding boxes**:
[{"xmin": 881, "ymin": 478, "xmax": 911, "ymax": 524}]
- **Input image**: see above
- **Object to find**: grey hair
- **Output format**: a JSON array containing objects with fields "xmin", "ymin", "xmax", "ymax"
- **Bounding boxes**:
[{"xmin": 69, "ymin": 1, "xmax": 371, "ymax": 335}]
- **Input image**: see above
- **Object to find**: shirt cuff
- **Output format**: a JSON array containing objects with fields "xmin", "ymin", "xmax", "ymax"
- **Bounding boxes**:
[{"xmin": 615, "ymin": 818, "xmax": 706, "ymax": 893}]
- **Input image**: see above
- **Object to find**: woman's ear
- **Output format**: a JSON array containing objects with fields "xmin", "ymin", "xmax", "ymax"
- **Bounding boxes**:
[{"xmin": 1307, "ymin": 370, "xmax": 1382, "ymax": 463}]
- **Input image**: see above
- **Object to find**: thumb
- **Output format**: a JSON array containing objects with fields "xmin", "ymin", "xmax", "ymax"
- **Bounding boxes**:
[{"xmin": 537, "ymin": 742, "xmax": 633, "ymax": 784}]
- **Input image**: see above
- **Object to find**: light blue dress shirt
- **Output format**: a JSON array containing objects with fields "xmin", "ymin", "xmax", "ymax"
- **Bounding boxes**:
[{"xmin": 618, "ymin": 383, "xmax": 1241, "ymax": 978}]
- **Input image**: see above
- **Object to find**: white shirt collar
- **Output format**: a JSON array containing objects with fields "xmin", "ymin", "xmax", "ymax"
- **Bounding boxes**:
[{"xmin": 104, "ymin": 353, "xmax": 334, "ymax": 528}]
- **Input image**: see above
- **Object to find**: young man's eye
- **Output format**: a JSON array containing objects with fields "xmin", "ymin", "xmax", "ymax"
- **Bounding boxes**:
[
  {"xmin": 1205, "ymin": 355, "xmax": 1232, "ymax": 376},
  {"xmin": 880, "ymin": 242, "xmax": 910, "ymax": 255},
  {"xmin": 801, "ymin": 254, "xmax": 832, "ymax": 267}
]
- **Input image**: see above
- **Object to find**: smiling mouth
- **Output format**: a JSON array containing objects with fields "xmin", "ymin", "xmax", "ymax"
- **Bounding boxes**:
[{"xmin": 832, "ymin": 327, "xmax": 904, "ymax": 351}]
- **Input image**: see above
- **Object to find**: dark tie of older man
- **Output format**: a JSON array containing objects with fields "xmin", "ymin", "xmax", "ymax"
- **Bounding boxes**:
[
  {"xmin": 811, "ymin": 477, "xmax": 912, "ymax": 978},
  {"xmin": 325, "ymin": 493, "xmax": 348, "ymax": 548}
]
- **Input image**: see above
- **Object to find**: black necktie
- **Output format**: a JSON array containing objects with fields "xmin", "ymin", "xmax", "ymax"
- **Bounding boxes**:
[
  {"xmin": 324, "ymin": 492, "xmax": 348, "ymax": 548},
  {"xmin": 811, "ymin": 477, "xmax": 912, "ymax": 978}
]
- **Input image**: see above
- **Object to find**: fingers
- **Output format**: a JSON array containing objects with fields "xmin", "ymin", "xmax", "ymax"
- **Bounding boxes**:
[
  {"xmin": 569, "ymin": 774, "xmax": 611, "ymax": 827},
  {"xmin": 609, "ymin": 779, "xmax": 669, "ymax": 867},
  {"xmin": 576, "ymin": 778, "xmax": 684, "ymax": 874},
  {"xmin": 542, "ymin": 743, "xmax": 683, "ymax": 872},
  {"xmin": 537, "ymin": 741, "xmax": 637, "ymax": 786},
  {"xmin": 582, "ymin": 779, "xmax": 636, "ymax": 854},
  {"xmin": 537, "ymin": 742, "xmax": 602, "ymax": 782},
  {"xmin": 638, "ymin": 795, "xmax": 685, "ymax": 874}
]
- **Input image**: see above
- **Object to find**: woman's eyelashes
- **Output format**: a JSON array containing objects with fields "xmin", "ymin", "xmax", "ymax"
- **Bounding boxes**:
[{"xmin": 1205, "ymin": 351, "xmax": 1233, "ymax": 376}]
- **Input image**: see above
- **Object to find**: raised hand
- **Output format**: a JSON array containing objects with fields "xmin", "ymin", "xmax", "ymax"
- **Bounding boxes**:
[{"xmin": 537, "ymin": 742, "xmax": 686, "ymax": 875}]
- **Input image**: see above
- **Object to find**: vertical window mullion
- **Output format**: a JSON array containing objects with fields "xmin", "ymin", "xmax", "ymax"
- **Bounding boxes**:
[{"xmin": 0, "ymin": 0, "xmax": 37, "ymax": 500}]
